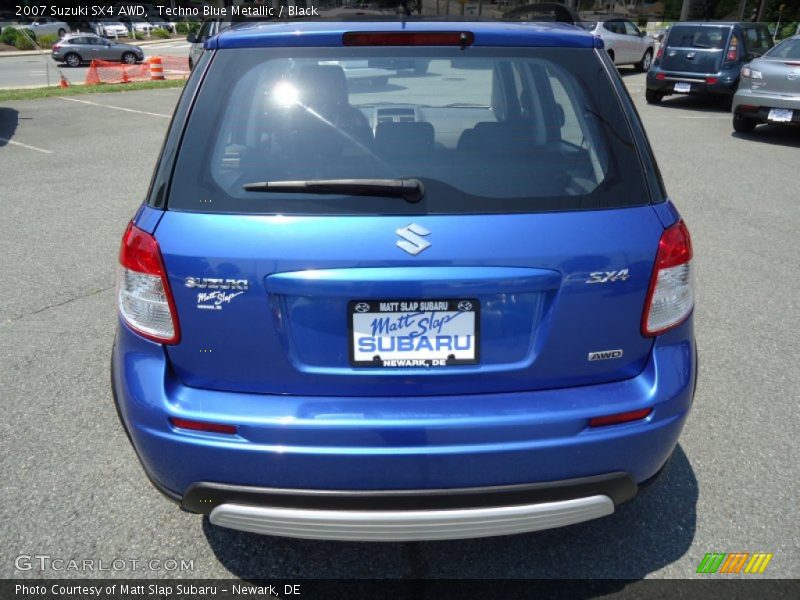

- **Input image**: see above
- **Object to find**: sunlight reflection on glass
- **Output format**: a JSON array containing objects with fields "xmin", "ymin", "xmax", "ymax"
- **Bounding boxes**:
[{"xmin": 273, "ymin": 81, "xmax": 300, "ymax": 107}]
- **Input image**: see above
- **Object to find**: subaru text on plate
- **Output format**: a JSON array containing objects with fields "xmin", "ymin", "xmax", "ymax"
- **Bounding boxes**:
[{"xmin": 112, "ymin": 20, "xmax": 697, "ymax": 541}]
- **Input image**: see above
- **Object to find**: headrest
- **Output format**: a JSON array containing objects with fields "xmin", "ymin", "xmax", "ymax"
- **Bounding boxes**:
[
  {"xmin": 458, "ymin": 122, "xmax": 536, "ymax": 155},
  {"xmin": 375, "ymin": 122, "xmax": 435, "ymax": 155},
  {"xmin": 294, "ymin": 64, "xmax": 349, "ymax": 108}
]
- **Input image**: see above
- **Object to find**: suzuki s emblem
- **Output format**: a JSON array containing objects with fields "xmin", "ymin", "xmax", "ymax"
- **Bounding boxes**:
[
  {"xmin": 354, "ymin": 302, "xmax": 371, "ymax": 313},
  {"xmin": 396, "ymin": 223, "xmax": 431, "ymax": 256}
]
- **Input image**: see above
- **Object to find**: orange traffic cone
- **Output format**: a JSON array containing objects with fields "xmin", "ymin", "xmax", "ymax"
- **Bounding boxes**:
[
  {"xmin": 59, "ymin": 72, "xmax": 70, "ymax": 88},
  {"xmin": 85, "ymin": 60, "xmax": 101, "ymax": 86},
  {"xmin": 149, "ymin": 56, "xmax": 164, "ymax": 81}
]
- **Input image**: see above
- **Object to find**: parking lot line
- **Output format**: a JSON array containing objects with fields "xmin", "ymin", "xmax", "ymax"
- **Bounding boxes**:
[
  {"xmin": 0, "ymin": 136, "xmax": 52, "ymax": 154},
  {"xmin": 58, "ymin": 96, "xmax": 171, "ymax": 119}
]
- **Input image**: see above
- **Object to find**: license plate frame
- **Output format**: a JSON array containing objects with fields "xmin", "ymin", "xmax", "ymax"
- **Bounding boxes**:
[
  {"xmin": 767, "ymin": 108, "xmax": 793, "ymax": 123},
  {"xmin": 348, "ymin": 298, "xmax": 480, "ymax": 368},
  {"xmin": 673, "ymin": 82, "xmax": 692, "ymax": 93}
]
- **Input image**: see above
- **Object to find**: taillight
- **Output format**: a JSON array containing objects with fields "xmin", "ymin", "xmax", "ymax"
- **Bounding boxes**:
[
  {"xmin": 726, "ymin": 36, "xmax": 739, "ymax": 62},
  {"xmin": 117, "ymin": 222, "xmax": 180, "ymax": 344},
  {"xmin": 642, "ymin": 220, "xmax": 694, "ymax": 337},
  {"xmin": 52, "ymin": 44, "xmax": 61, "ymax": 51},
  {"xmin": 656, "ymin": 47, "xmax": 663, "ymax": 60}
]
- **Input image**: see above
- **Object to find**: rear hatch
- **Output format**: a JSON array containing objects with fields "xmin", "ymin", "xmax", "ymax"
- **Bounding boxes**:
[
  {"xmin": 661, "ymin": 24, "xmax": 730, "ymax": 73},
  {"xmin": 155, "ymin": 40, "xmax": 663, "ymax": 397},
  {"xmin": 157, "ymin": 210, "xmax": 661, "ymax": 396},
  {"xmin": 752, "ymin": 55, "xmax": 800, "ymax": 96}
]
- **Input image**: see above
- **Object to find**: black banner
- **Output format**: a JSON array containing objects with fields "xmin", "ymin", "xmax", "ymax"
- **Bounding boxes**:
[{"xmin": 3, "ymin": 579, "xmax": 800, "ymax": 600}]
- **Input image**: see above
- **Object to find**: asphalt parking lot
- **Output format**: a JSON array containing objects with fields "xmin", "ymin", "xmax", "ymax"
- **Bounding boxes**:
[{"xmin": 0, "ymin": 71, "xmax": 798, "ymax": 580}]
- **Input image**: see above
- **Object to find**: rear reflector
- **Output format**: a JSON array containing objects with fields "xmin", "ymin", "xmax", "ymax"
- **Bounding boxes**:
[
  {"xmin": 343, "ymin": 31, "xmax": 474, "ymax": 47},
  {"xmin": 169, "ymin": 417, "xmax": 237, "ymax": 435},
  {"xmin": 589, "ymin": 408, "xmax": 652, "ymax": 428},
  {"xmin": 706, "ymin": 76, "xmax": 719, "ymax": 85},
  {"xmin": 117, "ymin": 222, "xmax": 180, "ymax": 344},
  {"xmin": 655, "ymin": 72, "xmax": 666, "ymax": 80},
  {"xmin": 642, "ymin": 220, "xmax": 694, "ymax": 336}
]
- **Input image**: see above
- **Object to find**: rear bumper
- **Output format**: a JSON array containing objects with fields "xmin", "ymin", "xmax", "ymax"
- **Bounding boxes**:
[
  {"xmin": 646, "ymin": 69, "xmax": 738, "ymax": 96},
  {"xmin": 187, "ymin": 473, "xmax": 634, "ymax": 540},
  {"xmin": 192, "ymin": 473, "xmax": 637, "ymax": 541},
  {"xmin": 112, "ymin": 314, "xmax": 695, "ymax": 506},
  {"xmin": 733, "ymin": 88, "xmax": 800, "ymax": 121},
  {"xmin": 208, "ymin": 496, "xmax": 614, "ymax": 541}
]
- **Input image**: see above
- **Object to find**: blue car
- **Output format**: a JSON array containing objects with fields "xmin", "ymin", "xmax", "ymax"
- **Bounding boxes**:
[
  {"xmin": 112, "ymin": 20, "xmax": 697, "ymax": 541},
  {"xmin": 646, "ymin": 22, "xmax": 774, "ymax": 106}
]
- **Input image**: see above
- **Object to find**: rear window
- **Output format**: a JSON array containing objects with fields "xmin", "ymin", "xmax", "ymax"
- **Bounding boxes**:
[
  {"xmin": 765, "ymin": 38, "xmax": 800, "ymax": 59},
  {"xmin": 666, "ymin": 25, "xmax": 729, "ymax": 49},
  {"xmin": 742, "ymin": 26, "xmax": 774, "ymax": 54},
  {"xmin": 169, "ymin": 46, "xmax": 650, "ymax": 215}
]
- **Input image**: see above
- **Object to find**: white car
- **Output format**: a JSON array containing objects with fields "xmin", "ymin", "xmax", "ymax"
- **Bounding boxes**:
[
  {"xmin": 100, "ymin": 22, "xmax": 129, "ymax": 38},
  {"xmin": 584, "ymin": 18, "xmax": 655, "ymax": 71},
  {"xmin": 120, "ymin": 17, "xmax": 155, "ymax": 34},
  {"xmin": 28, "ymin": 17, "xmax": 70, "ymax": 38}
]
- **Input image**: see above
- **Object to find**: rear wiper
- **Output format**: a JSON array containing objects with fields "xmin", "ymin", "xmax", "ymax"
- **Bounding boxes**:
[{"xmin": 242, "ymin": 178, "xmax": 424, "ymax": 203}]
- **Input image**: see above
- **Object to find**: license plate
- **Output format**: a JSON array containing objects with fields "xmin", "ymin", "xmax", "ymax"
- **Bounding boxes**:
[
  {"xmin": 349, "ymin": 299, "xmax": 479, "ymax": 368},
  {"xmin": 768, "ymin": 108, "xmax": 793, "ymax": 122},
  {"xmin": 674, "ymin": 82, "xmax": 691, "ymax": 93}
]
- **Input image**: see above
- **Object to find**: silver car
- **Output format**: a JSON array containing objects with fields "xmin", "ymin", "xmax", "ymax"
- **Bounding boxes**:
[
  {"xmin": 27, "ymin": 16, "xmax": 70, "ymax": 38},
  {"xmin": 51, "ymin": 34, "xmax": 144, "ymax": 67},
  {"xmin": 732, "ymin": 35, "xmax": 800, "ymax": 133},
  {"xmin": 583, "ymin": 18, "xmax": 655, "ymax": 71}
]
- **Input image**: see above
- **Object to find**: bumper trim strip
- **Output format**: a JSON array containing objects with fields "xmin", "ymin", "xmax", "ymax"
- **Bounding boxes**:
[
  {"xmin": 209, "ymin": 495, "xmax": 615, "ymax": 541},
  {"xmin": 182, "ymin": 472, "xmax": 637, "ymax": 514}
]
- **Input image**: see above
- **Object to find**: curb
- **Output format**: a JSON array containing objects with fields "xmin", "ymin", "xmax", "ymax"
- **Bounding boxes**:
[
  {"xmin": 0, "ymin": 37, "xmax": 187, "ymax": 59},
  {"xmin": 0, "ymin": 49, "xmax": 50, "ymax": 58}
]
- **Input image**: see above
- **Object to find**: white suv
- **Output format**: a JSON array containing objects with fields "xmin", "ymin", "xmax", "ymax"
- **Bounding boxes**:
[{"xmin": 584, "ymin": 18, "xmax": 655, "ymax": 71}]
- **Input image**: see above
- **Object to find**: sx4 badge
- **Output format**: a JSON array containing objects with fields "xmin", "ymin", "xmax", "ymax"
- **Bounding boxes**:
[{"xmin": 185, "ymin": 277, "xmax": 248, "ymax": 311}]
